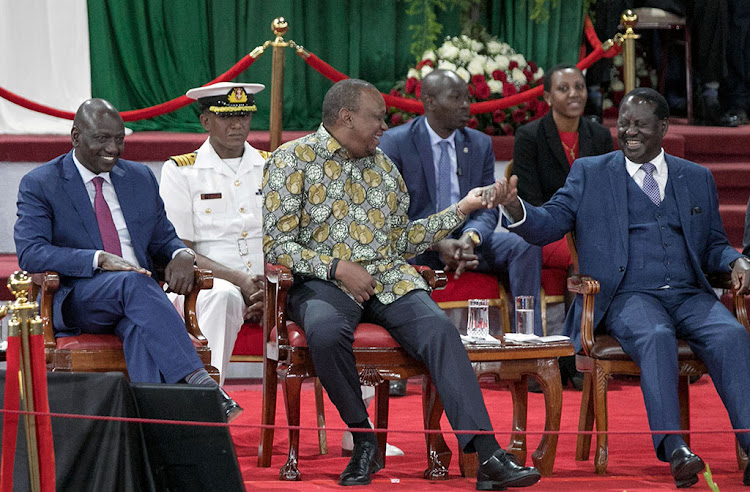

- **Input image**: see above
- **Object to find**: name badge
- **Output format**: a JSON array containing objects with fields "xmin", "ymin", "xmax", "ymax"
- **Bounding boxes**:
[{"xmin": 201, "ymin": 193, "xmax": 222, "ymax": 200}]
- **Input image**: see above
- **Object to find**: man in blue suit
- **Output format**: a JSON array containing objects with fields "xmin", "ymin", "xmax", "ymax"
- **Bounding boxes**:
[
  {"xmin": 14, "ymin": 99, "xmax": 241, "ymax": 421},
  {"xmin": 497, "ymin": 88, "xmax": 750, "ymax": 487},
  {"xmin": 379, "ymin": 69, "xmax": 543, "ymax": 335}
]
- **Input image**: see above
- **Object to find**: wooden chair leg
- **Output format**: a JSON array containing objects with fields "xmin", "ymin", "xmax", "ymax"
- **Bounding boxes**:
[
  {"xmin": 314, "ymin": 378, "xmax": 328, "ymax": 455},
  {"xmin": 279, "ymin": 375, "xmax": 303, "ymax": 481},
  {"xmin": 678, "ymin": 375, "xmax": 690, "ymax": 447},
  {"xmin": 592, "ymin": 365, "xmax": 609, "ymax": 475},
  {"xmin": 737, "ymin": 438, "xmax": 749, "ymax": 472},
  {"xmin": 576, "ymin": 372, "xmax": 594, "ymax": 461},
  {"xmin": 422, "ymin": 375, "xmax": 451, "ymax": 480},
  {"xmin": 258, "ymin": 357, "xmax": 278, "ymax": 467},
  {"xmin": 373, "ymin": 382, "xmax": 389, "ymax": 468}
]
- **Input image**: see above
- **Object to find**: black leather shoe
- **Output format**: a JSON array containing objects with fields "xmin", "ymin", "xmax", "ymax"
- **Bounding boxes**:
[
  {"xmin": 218, "ymin": 386, "xmax": 243, "ymax": 423},
  {"xmin": 669, "ymin": 445, "xmax": 704, "ymax": 488},
  {"xmin": 339, "ymin": 440, "xmax": 383, "ymax": 486},
  {"xmin": 476, "ymin": 449, "xmax": 541, "ymax": 490},
  {"xmin": 389, "ymin": 379, "xmax": 407, "ymax": 397},
  {"xmin": 743, "ymin": 455, "xmax": 750, "ymax": 486}
]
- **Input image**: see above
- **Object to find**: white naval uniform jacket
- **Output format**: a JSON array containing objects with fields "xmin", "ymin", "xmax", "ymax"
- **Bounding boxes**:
[{"xmin": 160, "ymin": 138, "xmax": 267, "ymax": 276}]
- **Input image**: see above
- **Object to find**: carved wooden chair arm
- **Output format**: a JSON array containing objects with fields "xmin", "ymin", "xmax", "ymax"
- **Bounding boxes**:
[
  {"xmin": 30, "ymin": 272, "xmax": 59, "ymax": 350},
  {"xmin": 567, "ymin": 274, "xmax": 600, "ymax": 357},
  {"xmin": 265, "ymin": 263, "xmax": 294, "ymax": 351},
  {"xmin": 706, "ymin": 271, "xmax": 750, "ymax": 333},
  {"xmin": 183, "ymin": 268, "xmax": 214, "ymax": 342}
]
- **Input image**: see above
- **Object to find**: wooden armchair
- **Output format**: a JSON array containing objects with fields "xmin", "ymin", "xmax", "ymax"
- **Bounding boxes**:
[
  {"xmin": 568, "ymin": 234, "xmax": 749, "ymax": 474},
  {"xmin": 31, "ymin": 269, "xmax": 219, "ymax": 382},
  {"xmin": 258, "ymin": 263, "xmax": 449, "ymax": 481}
]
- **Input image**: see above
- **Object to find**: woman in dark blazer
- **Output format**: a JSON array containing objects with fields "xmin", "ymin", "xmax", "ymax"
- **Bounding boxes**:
[
  {"xmin": 512, "ymin": 64, "xmax": 613, "ymax": 389},
  {"xmin": 514, "ymin": 64, "xmax": 614, "ymax": 207}
]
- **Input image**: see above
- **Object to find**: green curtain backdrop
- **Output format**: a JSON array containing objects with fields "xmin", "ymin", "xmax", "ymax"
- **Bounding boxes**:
[{"xmin": 88, "ymin": 0, "xmax": 582, "ymax": 132}]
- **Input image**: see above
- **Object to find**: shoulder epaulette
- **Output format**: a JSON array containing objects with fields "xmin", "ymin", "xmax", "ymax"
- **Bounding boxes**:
[
  {"xmin": 169, "ymin": 153, "xmax": 197, "ymax": 167},
  {"xmin": 257, "ymin": 149, "xmax": 271, "ymax": 160}
]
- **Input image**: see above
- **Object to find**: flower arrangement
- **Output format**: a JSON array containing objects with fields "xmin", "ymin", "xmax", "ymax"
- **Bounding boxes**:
[
  {"xmin": 602, "ymin": 52, "xmax": 659, "ymax": 118},
  {"xmin": 387, "ymin": 34, "xmax": 547, "ymax": 136}
]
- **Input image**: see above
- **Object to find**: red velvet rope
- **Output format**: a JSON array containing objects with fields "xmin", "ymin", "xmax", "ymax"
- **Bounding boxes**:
[
  {"xmin": 300, "ymin": 18, "xmax": 619, "ymax": 115},
  {"xmin": 0, "ymin": 52, "xmax": 259, "ymax": 122},
  {"xmin": 0, "ymin": 336, "xmax": 21, "ymax": 491},
  {"xmin": 30, "ymin": 335, "xmax": 55, "ymax": 491}
]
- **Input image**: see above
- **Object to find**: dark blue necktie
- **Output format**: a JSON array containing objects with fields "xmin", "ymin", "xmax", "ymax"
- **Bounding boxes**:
[
  {"xmin": 436, "ymin": 140, "xmax": 452, "ymax": 212},
  {"xmin": 640, "ymin": 162, "xmax": 661, "ymax": 206}
]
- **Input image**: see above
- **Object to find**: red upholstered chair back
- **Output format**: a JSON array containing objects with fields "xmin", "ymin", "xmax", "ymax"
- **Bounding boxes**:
[{"xmin": 430, "ymin": 270, "xmax": 510, "ymax": 333}]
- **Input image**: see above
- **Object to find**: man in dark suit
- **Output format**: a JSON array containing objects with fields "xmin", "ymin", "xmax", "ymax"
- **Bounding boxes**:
[
  {"xmin": 497, "ymin": 87, "xmax": 750, "ymax": 487},
  {"xmin": 14, "ymin": 99, "xmax": 241, "ymax": 421},
  {"xmin": 379, "ymin": 69, "xmax": 543, "ymax": 335}
]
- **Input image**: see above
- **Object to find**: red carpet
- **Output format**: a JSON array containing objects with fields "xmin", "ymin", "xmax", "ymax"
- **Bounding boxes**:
[{"xmin": 225, "ymin": 376, "xmax": 746, "ymax": 491}]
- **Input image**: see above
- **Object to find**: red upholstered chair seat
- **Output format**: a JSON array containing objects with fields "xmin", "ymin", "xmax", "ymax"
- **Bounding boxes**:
[
  {"xmin": 271, "ymin": 322, "xmax": 402, "ymax": 349},
  {"xmin": 56, "ymin": 332, "xmax": 204, "ymax": 350}
]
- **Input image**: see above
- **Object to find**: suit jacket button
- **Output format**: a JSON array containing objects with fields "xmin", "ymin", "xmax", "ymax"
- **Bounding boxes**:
[{"xmin": 618, "ymin": 266, "xmax": 625, "ymax": 272}]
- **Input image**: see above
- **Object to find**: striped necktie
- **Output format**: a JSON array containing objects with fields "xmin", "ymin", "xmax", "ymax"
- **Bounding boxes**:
[
  {"xmin": 92, "ymin": 176, "xmax": 123, "ymax": 256},
  {"xmin": 436, "ymin": 140, "xmax": 453, "ymax": 212}
]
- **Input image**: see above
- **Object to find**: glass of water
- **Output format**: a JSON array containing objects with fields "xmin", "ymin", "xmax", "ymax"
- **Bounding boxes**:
[
  {"xmin": 467, "ymin": 299, "xmax": 490, "ymax": 340},
  {"xmin": 515, "ymin": 296, "xmax": 535, "ymax": 335}
]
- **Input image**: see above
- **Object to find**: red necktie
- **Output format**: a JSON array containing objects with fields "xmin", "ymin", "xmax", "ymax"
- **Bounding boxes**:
[{"xmin": 92, "ymin": 176, "xmax": 122, "ymax": 256}]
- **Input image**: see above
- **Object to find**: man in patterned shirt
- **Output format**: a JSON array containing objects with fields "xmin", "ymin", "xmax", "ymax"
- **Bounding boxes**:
[{"xmin": 263, "ymin": 78, "xmax": 541, "ymax": 489}]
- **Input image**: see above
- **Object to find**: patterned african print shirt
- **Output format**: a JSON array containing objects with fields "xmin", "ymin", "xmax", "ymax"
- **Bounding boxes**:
[{"xmin": 262, "ymin": 124, "xmax": 465, "ymax": 304}]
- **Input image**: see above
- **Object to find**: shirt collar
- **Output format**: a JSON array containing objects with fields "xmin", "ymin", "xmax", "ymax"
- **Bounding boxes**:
[
  {"xmin": 424, "ymin": 117, "xmax": 456, "ymax": 149},
  {"xmin": 72, "ymin": 151, "xmax": 112, "ymax": 184},
  {"xmin": 315, "ymin": 123, "xmax": 349, "ymax": 159},
  {"xmin": 625, "ymin": 148, "xmax": 666, "ymax": 178}
]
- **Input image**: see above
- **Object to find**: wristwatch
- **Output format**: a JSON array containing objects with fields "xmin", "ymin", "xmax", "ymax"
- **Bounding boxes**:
[
  {"xmin": 466, "ymin": 231, "xmax": 481, "ymax": 246},
  {"xmin": 181, "ymin": 248, "xmax": 197, "ymax": 265}
]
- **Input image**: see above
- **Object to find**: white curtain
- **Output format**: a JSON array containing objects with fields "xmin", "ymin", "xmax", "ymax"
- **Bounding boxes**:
[{"xmin": 0, "ymin": 0, "xmax": 91, "ymax": 134}]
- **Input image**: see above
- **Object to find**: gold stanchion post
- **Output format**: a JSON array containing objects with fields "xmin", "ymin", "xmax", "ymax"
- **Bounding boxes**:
[
  {"xmin": 6, "ymin": 273, "xmax": 42, "ymax": 492},
  {"xmin": 269, "ymin": 17, "xmax": 289, "ymax": 151},
  {"xmin": 621, "ymin": 10, "xmax": 640, "ymax": 94}
]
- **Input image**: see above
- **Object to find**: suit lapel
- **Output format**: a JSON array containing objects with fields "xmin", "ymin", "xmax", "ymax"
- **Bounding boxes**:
[
  {"xmin": 61, "ymin": 152, "xmax": 104, "ymax": 249},
  {"xmin": 412, "ymin": 117, "xmax": 437, "ymax": 206},
  {"xmin": 111, "ymin": 164, "xmax": 148, "ymax": 267},
  {"xmin": 607, "ymin": 153, "xmax": 630, "ymax": 255},
  {"xmin": 668, "ymin": 156, "xmax": 693, "ymax": 241},
  {"xmin": 455, "ymin": 130, "xmax": 471, "ymax": 195},
  {"xmin": 542, "ymin": 113, "xmax": 571, "ymax": 174}
]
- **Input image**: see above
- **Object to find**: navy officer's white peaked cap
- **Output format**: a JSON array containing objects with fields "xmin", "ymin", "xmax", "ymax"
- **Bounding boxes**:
[{"xmin": 186, "ymin": 82, "xmax": 265, "ymax": 115}]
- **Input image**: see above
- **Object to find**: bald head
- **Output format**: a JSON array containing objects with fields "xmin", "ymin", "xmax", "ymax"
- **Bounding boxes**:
[
  {"xmin": 71, "ymin": 98, "xmax": 125, "ymax": 174},
  {"xmin": 420, "ymin": 70, "xmax": 471, "ymax": 138}
]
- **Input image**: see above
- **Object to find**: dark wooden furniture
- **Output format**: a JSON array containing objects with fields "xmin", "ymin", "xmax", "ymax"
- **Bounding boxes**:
[
  {"xmin": 423, "ymin": 339, "xmax": 574, "ymax": 478},
  {"xmin": 31, "ymin": 269, "xmax": 219, "ymax": 382},
  {"xmin": 258, "ymin": 263, "xmax": 448, "ymax": 481},
  {"xmin": 569, "ymin": 232, "xmax": 749, "ymax": 474}
]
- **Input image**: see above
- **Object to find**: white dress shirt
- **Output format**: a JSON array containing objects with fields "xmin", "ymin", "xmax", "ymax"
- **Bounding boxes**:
[
  {"xmin": 625, "ymin": 148, "xmax": 667, "ymax": 201},
  {"xmin": 425, "ymin": 118, "xmax": 460, "ymax": 208},
  {"xmin": 72, "ymin": 152, "xmax": 140, "ymax": 268}
]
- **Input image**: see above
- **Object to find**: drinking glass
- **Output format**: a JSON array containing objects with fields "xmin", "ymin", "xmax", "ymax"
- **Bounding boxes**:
[
  {"xmin": 467, "ymin": 299, "xmax": 490, "ymax": 340},
  {"xmin": 515, "ymin": 296, "xmax": 535, "ymax": 335}
]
